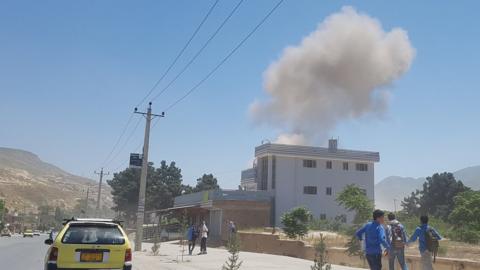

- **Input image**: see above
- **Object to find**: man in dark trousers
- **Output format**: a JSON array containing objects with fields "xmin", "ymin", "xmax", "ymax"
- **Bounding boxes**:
[
  {"xmin": 408, "ymin": 215, "xmax": 442, "ymax": 270},
  {"xmin": 356, "ymin": 209, "xmax": 391, "ymax": 270},
  {"xmin": 186, "ymin": 223, "xmax": 197, "ymax": 255},
  {"xmin": 386, "ymin": 213, "xmax": 409, "ymax": 270},
  {"xmin": 199, "ymin": 220, "xmax": 209, "ymax": 255}
]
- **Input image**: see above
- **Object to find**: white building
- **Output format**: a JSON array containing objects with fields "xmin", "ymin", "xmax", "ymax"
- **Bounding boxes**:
[{"xmin": 241, "ymin": 139, "xmax": 379, "ymax": 225}]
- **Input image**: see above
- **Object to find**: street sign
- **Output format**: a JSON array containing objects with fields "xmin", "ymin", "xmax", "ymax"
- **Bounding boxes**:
[{"xmin": 129, "ymin": 153, "xmax": 142, "ymax": 168}]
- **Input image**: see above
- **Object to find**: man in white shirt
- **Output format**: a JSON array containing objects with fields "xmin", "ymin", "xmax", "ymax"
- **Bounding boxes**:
[{"xmin": 199, "ymin": 221, "xmax": 208, "ymax": 254}]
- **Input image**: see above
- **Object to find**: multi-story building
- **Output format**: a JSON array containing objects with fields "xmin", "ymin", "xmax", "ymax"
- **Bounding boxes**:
[{"xmin": 241, "ymin": 139, "xmax": 379, "ymax": 225}]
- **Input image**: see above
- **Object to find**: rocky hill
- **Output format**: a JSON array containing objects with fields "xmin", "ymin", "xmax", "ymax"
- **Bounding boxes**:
[
  {"xmin": 375, "ymin": 165, "xmax": 480, "ymax": 210},
  {"xmin": 0, "ymin": 147, "xmax": 112, "ymax": 212}
]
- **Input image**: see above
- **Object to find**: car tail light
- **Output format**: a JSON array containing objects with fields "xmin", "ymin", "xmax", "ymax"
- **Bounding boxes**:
[
  {"xmin": 48, "ymin": 247, "xmax": 58, "ymax": 262},
  {"xmin": 125, "ymin": 248, "xmax": 132, "ymax": 262}
]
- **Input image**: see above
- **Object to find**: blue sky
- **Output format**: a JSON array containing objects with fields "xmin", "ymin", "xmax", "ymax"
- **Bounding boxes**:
[{"xmin": 1, "ymin": 0, "xmax": 479, "ymax": 188}]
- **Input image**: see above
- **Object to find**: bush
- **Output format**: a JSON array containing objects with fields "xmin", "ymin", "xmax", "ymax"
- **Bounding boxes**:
[
  {"xmin": 309, "ymin": 215, "xmax": 349, "ymax": 234},
  {"xmin": 281, "ymin": 207, "xmax": 312, "ymax": 239},
  {"xmin": 311, "ymin": 234, "xmax": 332, "ymax": 270}
]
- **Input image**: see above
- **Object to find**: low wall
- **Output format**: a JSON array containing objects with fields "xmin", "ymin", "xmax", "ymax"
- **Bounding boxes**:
[{"xmin": 238, "ymin": 232, "xmax": 480, "ymax": 270}]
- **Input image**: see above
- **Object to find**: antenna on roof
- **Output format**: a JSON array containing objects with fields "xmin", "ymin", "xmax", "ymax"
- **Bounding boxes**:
[{"xmin": 261, "ymin": 139, "xmax": 271, "ymax": 145}]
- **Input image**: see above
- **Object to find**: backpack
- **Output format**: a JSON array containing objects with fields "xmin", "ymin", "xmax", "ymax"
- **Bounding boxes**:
[
  {"xmin": 390, "ymin": 224, "xmax": 405, "ymax": 249},
  {"xmin": 425, "ymin": 227, "xmax": 440, "ymax": 263}
]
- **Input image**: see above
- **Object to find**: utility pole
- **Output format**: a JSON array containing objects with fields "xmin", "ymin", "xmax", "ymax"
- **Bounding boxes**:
[
  {"xmin": 94, "ymin": 168, "xmax": 110, "ymax": 218},
  {"xmin": 393, "ymin": 198, "xmax": 398, "ymax": 213},
  {"xmin": 134, "ymin": 102, "xmax": 164, "ymax": 251}
]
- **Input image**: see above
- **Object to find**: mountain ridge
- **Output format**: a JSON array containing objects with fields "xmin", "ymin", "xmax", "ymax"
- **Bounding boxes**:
[
  {"xmin": 0, "ymin": 147, "xmax": 112, "ymax": 212},
  {"xmin": 375, "ymin": 165, "xmax": 480, "ymax": 210}
]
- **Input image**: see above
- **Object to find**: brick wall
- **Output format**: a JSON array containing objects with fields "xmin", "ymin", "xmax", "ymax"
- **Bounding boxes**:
[{"xmin": 238, "ymin": 232, "xmax": 480, "ymax": 270}]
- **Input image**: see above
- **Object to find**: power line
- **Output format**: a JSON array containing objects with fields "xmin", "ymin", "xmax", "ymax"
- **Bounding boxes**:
[
  {"xmin": 163, "ymin": 0, "xmax": 285, "ymax": 112},
  {"xmin": 100, "ymin": 113, "xmax": 134, "ymax": 167},
  {"xmin": 103, "ymin": 116, "xmax": 143, "ymax": 168},
  {"xmin": 150, "ymin": 0, "xmax": 245, "ymax": 102},
  {"xmin": 110, "ymin": 117, "xmax": 162, "ymax": 173},
  {"xmin": 135, "ymin": 0, "xmax": 220, "ymax": 108},
  {"xmin": 100, "ymin": 1, "xmax": 219, "ymax": 170}
]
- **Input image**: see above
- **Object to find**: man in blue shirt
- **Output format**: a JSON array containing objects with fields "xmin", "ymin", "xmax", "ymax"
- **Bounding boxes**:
[
  {"xmin": 386, "ymin": 213, "xmax": 409, "ymax": 270},
  {"xmin": 356, "ymin": 210, "xmax": 391, "ymax": 270},
  {"xmin": 408, "ymin": 215, "xmax": 442, "ymax": 270}
]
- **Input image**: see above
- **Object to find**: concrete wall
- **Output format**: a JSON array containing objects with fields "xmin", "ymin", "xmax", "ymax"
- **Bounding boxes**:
[
  {"xmin": 271, "ymin": 155, "xmax": 375, "ymax": 225},
  {"xmin": 238, "ymin": 232, "xmax": 480, "ymax": 270}
]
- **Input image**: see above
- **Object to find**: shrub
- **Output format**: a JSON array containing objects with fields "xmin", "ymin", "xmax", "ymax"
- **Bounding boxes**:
[{"xmin": 281, "ymin": 207, "xmax": 312, "ymax": 239}]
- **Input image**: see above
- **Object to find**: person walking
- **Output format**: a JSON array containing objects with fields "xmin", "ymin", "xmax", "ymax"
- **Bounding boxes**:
[
  {"xmin": 408, "ymin": 215, "xmax": 442, "ymax": 270},
  {"xmin": 228, "ymin": 220, "xmax": 236, "ymax": 239},
  {"xmin": 386, "ymin": 213, "xmax": 409, "ymax": 270},
  {"xmin": 199, "ymin": 220, "xmax": 209, "ymax": 255},
  {"xmin": 186, "ymin": 223, "xmax": 197, "ymax": 255},
  {"xmin": 355, "ymin": 209, "xmax": 391, "ymax": 270}
]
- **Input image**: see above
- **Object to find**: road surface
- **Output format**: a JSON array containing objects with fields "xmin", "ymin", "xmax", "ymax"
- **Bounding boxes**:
[{"xmin": 0, "ymin": 234, "xmax": 49, "ymax": 269}]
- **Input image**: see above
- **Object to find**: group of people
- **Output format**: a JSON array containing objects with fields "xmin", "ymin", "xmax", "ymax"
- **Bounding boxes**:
[
  {"xmin": 186, "ymin": 220, "xmax": 237, "ymax": 256},
  {"xmin": 186, "ymin": 220, "xmax": 209, "ymax": 255},
  {"xmin": 356, "ymin": 210, "xmax": 442, "ymax": 270}
]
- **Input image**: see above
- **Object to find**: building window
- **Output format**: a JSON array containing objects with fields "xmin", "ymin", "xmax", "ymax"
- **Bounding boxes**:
[
  {"xmin": 303, "ymin": 159, "xmax": 317, "ymax": 168},
  {"xmin": 343, "ymin": 162, "xmax": 349, "ymax": 171},
  {"xmin": 356, "ymin": 163, "xmax": 368, "ymax": 171},
  {"xmin": 326, "ymin": 187, "xmax": 333, "ymax": 196},
  {"xmin": 260, "ymin": 157, "xmax": 269, "ymax": 190},
  {"xmin": 320, "ymin": 214, "xmax": 327, "ymax": 220},
  {"xmin": 271, "ymin": 156, "xmax": 276, "ymax": 189},
  {"xmin": 326, "ymin": 160, "xmax": 332, "ymax": 169},
  {"xmin": 303, "ymin": 186, "xmax": 317, "ymax": 195}
]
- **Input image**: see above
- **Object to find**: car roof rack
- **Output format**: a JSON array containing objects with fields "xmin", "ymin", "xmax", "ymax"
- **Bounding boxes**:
[{"xmin": 62, "ymin": 217, "xmax": 124, "ymax": 226}]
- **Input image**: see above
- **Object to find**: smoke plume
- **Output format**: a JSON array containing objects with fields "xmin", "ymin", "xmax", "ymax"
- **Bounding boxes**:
[{"xmin": 250, "ymin": 6, "xmax": 415, "ymax": 145}]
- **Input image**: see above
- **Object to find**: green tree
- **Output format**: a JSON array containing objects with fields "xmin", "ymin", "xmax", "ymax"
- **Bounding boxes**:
[
  {"xmin": 193, "ymin": 174, "xmax": 220, "ymax": 192},
  {"xmin": 336, "ymin": 184, "xmax": 374, "ymax": 258},
  {"xmin": 449, "ymin": 190, "xmax": 480, "ymax": 243},
  {"xmin": 222, "ymin": 234, "xmax": 243, "ymax": 270},
  {"xmin": 402, "ymin": 172, "xmax": 469, "ymax": 219},
  {"xmin": 108, "ymin": 161, "xmax": 190, "ymax": 223},
  {"xmin": 281, "ymin": 207, "xmax": 312, "ymax": 239},
  {"xmin": 311, "ymin": 234, "xmax": 332, "ymax": 270}
]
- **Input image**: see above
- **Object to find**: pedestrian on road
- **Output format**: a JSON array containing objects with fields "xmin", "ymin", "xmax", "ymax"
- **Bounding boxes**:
[
  {"xmin": 199, "ymin": 221, "xmax": 208, "ymax": 255},
  {"xmin": 228, "ymin": 220, "xmax": 236, "ymax": 238},
  {"xmin": 355, "ymin": 209, "xmax": 391, "ymax": 270},
  {"xmin": 386, "ymin": 213, "xmax": 409, "ymax": 270},
  {"xmin": 408, "ymin": 215, "xmax": 442, "ymax": 270},
  {"xmin": 186, "ymin": 223, "xmax": 198, "ymax": 255}
]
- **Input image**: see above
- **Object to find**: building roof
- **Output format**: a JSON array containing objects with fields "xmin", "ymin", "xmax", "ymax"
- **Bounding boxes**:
[
  {"xmin": 173, "ymin": 189, "xmax": 273, "ymax": 208},
  {"xmin": 255, "ymin": 143, "xmax": 380, "ymax": 162}
]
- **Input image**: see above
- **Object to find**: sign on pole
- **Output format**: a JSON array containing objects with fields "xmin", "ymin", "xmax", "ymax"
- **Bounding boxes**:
[{"xmin": 129, "ymin": 153, "xmax": 142, "ymax": 169}]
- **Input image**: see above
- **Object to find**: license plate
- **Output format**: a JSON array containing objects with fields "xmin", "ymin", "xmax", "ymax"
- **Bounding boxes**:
[{"xmin": 80, "ymin": 251, "xmax": 103, "ymax": 262}]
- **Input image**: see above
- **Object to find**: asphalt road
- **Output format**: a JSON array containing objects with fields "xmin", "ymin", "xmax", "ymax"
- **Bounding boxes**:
[{"xmin": 0, "ymin": 234, "xmax": 49, "ymax": 270}]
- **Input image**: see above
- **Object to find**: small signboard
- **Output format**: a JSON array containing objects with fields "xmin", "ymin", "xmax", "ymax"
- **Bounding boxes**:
[{"xmin": 129, "ymin": 153, "xmax": 142, "ymax": 168}]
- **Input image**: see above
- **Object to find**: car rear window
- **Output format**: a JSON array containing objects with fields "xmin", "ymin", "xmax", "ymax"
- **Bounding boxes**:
[{"xmin": 61, "ymin": 224, "xmax": 125, "ymax": 245}]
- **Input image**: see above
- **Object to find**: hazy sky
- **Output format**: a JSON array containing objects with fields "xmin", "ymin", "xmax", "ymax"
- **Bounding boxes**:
[{"xmin": 1, "ymin": 0, "xmax": 479, "ymax": 188}]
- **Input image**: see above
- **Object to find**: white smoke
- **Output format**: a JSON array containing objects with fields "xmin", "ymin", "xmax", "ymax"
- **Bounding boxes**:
[{"xmin": 250, "ymin": 6, "xmax": 415, "ymax": 145}]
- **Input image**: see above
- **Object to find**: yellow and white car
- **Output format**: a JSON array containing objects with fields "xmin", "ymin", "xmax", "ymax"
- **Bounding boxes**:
[
  {"xmin": 44, "ymin": 218, "xmax": 132, "ymax": 270},
  {"xmin": 23, "ymin": 229, "xmax": 34, "ymax": 237}
]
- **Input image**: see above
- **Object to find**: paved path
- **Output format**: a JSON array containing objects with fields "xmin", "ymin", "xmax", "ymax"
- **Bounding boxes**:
[
  {"xmin": 0, "ymin": 234, "xmax": 49, "ymax": 269},
  {"xmin": 133, "ymin": 241, "xmax": 364, "ymax": 270}
]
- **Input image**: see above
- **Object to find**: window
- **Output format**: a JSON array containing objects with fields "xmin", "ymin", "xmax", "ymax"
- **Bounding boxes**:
[
  {"xmin": 343, "ymin": 162, "xmax": 349, "ymax": 171},
  {"xmin": 303, "ymin": 159, "xmax": 317, "ymax": 168},
  {"xmin": 320, "ymin": 214, "xmax": 327, "ymax": 220},
  {"xmin": 260, "ymin": 157, "xmax": 269, "ymax": 190},
  {"xmin": 62, "ymin": 224, "xmax": 125, "ymax": 245},
  {"xmin": 271, "ymin": 156, "xmax": 276, "ymax": 189},
  {"xmin": 326, "ymin": 187, "xmax": 333, "ymax": 196},
  {"xmin": 356, "ymin": 163, "xmax": 368, "ymax": 171},
  {"xmin": 326, "ymin": 160, "xmax": 332, "ymax": 169},
  {"xmin": 303, "ymin": 186, "xmax": 317, "ymax": 195}
]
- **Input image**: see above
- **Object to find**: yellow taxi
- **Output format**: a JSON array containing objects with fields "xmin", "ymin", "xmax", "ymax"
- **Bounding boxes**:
[
  {"xmin": 23, "ymin": 229, "xmax": 34, "ymax": 237},
  {"xmin": 44, "ymin": 218, "xmax": 132, "ymax": 270}
]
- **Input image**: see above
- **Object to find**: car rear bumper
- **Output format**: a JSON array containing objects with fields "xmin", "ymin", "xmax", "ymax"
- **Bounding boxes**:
[{"xmin": 46, "ymin": 263, "xmax": 132, "ymax": 270}]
